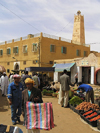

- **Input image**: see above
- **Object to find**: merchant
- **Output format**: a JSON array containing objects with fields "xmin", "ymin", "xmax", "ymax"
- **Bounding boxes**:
[
  {"xmin": 72, "ymin": 82, "xmax": 94, "ymax": 103},
  {"xmin": 7, "ymin": 74, "xmax": 23, "ymax": 125},
  {"xmin": 22, "ymin": 78, "xmax": 43, "ymax": 133}
]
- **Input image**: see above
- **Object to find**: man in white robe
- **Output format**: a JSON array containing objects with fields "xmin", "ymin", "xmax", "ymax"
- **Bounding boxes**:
[{"xmin": 1, "ymin": 72, "xmax": 9, "ymax": 96}]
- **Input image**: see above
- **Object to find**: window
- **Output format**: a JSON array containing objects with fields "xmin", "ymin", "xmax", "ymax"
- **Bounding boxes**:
[
  {"xmin": 7, "ymin": 62, "xmax": 10, "ymax": 65},
  {"xmin": 7, "ymin": 48, "xmax": 11, "ymax": 55},
  {"xmin": 13, "ymin": 47, "xmax": 19, "ymax": 54},
  {"xmin": 61, "ymin": 47, "xmax": 67, "ymax": 54},
  {"xmin": 84, "ymin": 51, "xmax": 87, "ymax": 57},
  {"xmin": 76, "ymin": 49, "xmax": 80, "ymax": 56},
  {"xmin": 23, "ymin": 61, "xmax": 26, "ymax": 65},
  {"xmin": 32, "ymin": 43, "xmax": 38, "ymax": 52},
  {"xmin": 50, "ymin": 44, "xmax": 55, "ymax": 52},
  {"xmin": 49, "ymin": 61, "xmax": 53, "ymax": 64},
  {"xmin": 0, "ymin": 49, "xmax": 3, "ymax": 56},
  {"xmin": 23, "ymin": 45, "xmax": 27, "ymax": 53},
  {"xmin": 7, "ymin": 69, "xmax": 10, "ymax": 73},
  {"xmin": 33, "ymin": 60, "xmax": 36, "ymax": 64}
]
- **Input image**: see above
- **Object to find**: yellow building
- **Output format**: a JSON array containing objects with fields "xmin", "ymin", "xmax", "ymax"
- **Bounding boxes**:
[{"xmin": 0, "ymin": 11, "xmax": 90, "ymax": 78}]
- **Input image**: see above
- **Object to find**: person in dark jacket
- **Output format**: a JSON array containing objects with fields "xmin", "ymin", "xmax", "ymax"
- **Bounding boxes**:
[
  {"xmin": 22, "ymin": 78, "xmax": 43, "ymax": 116},
  {"xmin": 22, "ymin": 78, "xmax": 43, "ymax": 133},
  {"xmin": 60, "ymin": 69, "xmax": 74, "ymax": 108}
]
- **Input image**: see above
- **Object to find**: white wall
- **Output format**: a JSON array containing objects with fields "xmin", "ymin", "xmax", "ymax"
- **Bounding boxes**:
[
  {"xmin": 91, "ymin": 66, "xmax": 94, "ymax": 84},
  {"xmin": 71, "ymin": 64, "xmax": 77, "ymax": 83},
  {"xmin": 54, "ymin": 72, "xmax": 58, "ymax": 82},
  {"xmin": 77, "ymin": 66, "xmax": 82, "ymax": 82}
]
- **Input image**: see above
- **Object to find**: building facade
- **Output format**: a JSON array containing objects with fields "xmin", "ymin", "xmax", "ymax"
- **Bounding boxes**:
[
  {"xmin": 54, "ymin": 53, "xmax": 100, "ymax": 85},
  {"xmin": 0, "ymin": 11, "xmax": 90, "ymax": 80},
  {"xmin": 0, "ymin": 32, "xmax": 90, "ymax": 76}
]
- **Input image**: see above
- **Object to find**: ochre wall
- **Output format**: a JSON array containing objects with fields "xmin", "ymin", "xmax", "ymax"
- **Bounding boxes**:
[{"xmin": 0, "ymin": 33, "xmax": 90, "ymax": 78}]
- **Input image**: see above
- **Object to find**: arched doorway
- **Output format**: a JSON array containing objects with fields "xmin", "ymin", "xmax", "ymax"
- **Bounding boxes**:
[
  {"xmin": 94, "ymin": 68, "xmax": 100, "ymax": 84},
  {"xmin": 14, "ymin": 63, "xmax": 19, "ymax": 71}
]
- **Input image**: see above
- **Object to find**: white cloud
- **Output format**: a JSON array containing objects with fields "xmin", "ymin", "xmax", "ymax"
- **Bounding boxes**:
[{"xmin": 0, "ymin": 0, "xmax": 100, "ymax": 52}]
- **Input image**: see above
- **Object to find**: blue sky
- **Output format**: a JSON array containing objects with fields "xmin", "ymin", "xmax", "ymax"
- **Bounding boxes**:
[{"xmin": 0, "ymin": 0, "xmax": 100, "ymax": 52}]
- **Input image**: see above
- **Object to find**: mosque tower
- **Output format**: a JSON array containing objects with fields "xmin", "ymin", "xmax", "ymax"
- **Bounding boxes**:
[{"xmin": 72, "ymin": 10, "xmax": 85, "ymax": 45}]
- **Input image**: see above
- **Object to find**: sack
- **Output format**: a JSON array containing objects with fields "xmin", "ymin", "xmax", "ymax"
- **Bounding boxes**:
[{"xmin": 24, "ymin": 102, "xmax": 54, "ymax": 130}]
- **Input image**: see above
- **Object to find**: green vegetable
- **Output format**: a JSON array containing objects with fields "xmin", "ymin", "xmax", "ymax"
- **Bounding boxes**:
[
  {"xmin": 42, "ymin": 89, "xmax": 54, "ymax": 95},
  {"xmin": 69, "ymin": 96, "xmax": 83, "ymax": 106}
]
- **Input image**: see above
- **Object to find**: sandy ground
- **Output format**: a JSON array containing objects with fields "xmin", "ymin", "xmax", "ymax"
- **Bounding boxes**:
[{"xmin": 0, "ymin": 88, "xmax": 100, "ymax": 133}]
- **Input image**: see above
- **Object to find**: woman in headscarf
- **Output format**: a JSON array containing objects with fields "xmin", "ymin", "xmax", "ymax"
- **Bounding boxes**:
[{"xmin": 22, "ymin": 78, "xmax": 43, "ymax": 133}]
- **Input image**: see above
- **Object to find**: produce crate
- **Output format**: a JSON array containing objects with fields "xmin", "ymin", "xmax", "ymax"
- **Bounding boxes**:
[
  {"xmin": 69, "ymin": 104, "xmax": 75, "ymax": 111},
  {"xmin": 89, "ymin": 120, "xmax": 97, "ymax": 127},
  {"xmin": 45, "ymin": 93, "xmax": 52, "ymax": 96},
  {"xmin": 69, "ymin": 104, "xmax": 77, "ymax": 111},
  {"xmin": 88, "ymin": 114, "xmax": 100, "ymax": 127},
  {"xmin": 86, "ymin": 111, "xmax": 98, "ymax": 120},
  {"xmin": 69, "ymin": 104, "xmax": 84, "ymax": 115},
  {"xmin": 80, "ymin": 114, "xmax": 89, "ymax": 123},
  {"xmin": 80, "ymin": 109, "xmax": 93, "ymax": 116}
]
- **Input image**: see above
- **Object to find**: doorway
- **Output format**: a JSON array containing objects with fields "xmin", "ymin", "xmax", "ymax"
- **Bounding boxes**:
[{"xmin": 82, "ymin": 67, "xmax": 91, "ymax": 83}]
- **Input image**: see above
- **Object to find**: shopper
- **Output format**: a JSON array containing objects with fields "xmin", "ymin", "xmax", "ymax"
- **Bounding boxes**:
[
  {"xmin": 22, "ymin": 71, "xmax": 31, "ymax": 89},
  {"xmin": 74, "ymin": 72, "xmax": 78, "ymax": 86},
  {"xmin": 7, "ymin": 74, "xmax": 23, "ymax": 125},
  {"xmin": 72, "ymin": 82, "xmax": 94, "ymax": 103},
  {"xmin": 1, "ymin": 72, "xmax": 9, "ymax": 96},
  {"xmin": 32, "ymin": 72, "xmax": 40, "ymax": 89},
  {"xmin": 60, "ymin": 69, "xmax": 74, "ymax": 108}
]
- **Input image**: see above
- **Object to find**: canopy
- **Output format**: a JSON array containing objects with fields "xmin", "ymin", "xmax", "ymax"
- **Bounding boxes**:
[
  {"xmin": 53, "ymin": 63, "xmax": 75, "ymax": 72},
  {"xmin": 25, "ymin": 67, "xmax": 55, "ymax": 72}
]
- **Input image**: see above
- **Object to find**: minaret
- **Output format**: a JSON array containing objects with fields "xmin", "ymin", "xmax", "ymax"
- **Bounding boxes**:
[{"xmin": 72, "ymin": 11, "xmax": 85, "ymax": 45}]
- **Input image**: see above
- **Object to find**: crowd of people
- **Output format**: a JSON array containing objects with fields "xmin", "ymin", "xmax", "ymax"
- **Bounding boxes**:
[
  {"xmin": 0, "ymin": 70, "xmax": 95, "ymax": 133},
  {"xmin": 0, "ymin": 71, "xmax": 60, "ymax": 133}
]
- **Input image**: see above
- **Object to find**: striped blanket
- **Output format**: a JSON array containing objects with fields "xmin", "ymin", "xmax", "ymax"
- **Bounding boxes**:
[{"xmin": 24, "ymin": 102, "xmax": 54, "ymax": 130}]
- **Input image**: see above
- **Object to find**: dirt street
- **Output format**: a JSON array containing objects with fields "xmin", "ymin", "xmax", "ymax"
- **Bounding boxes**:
[{"xmin": 0, "ymin": 90, "xmax": 100, "ymax": 133}]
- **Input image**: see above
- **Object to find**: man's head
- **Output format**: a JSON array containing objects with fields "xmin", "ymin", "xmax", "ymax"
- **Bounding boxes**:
[
  {"xmin": 77, "ymin": 82, "xmax": 82, "ymax": 86},
  {"xmin": 13, "ymin": 74, "xmax": 21, "ymax": 84},
  {"xmin": 63, "ymin": 69, "xmax": 67, "ymax": 74},
  {"xmin": 25, "ymin": 78, "xmax": 35, "ymax": 90},
  {"xmin": 25, "ymin": 71, "xmax": 28, "ymax": 75},
  {"xmin": 52, "ymin": 82, "xmax": 55, "ymax": 86},
  {"xmin": 3, "ymin": 72, "xmax": 6, "ymax": 76}
]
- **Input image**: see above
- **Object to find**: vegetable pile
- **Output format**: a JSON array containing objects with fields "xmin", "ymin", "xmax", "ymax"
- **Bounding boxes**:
[
  {"xmin": 69, "ymin": 96, "xmax": 83, "ymax": 106},
  {"xmin": 90, "ymin": 115, "xmax": 100, "ymax": 122},
  {"xmin": 83, "ymin": 110, "xmax": 93, "ymax": 116},
  {"xmin": 86, "ymin": 112, "xmax": 97, "ymax": 118},
  {"xmin": 75, "ymin": 102, "xmax": 100, "ymax": 111}
]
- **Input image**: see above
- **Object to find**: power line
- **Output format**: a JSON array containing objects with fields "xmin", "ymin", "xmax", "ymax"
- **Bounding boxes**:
[
  {"xmin": 54, "ymin": 18, "xmax": 73, "ymax": 36},
  {"xmin": 0, "ymin": 2, "xmax": 41, "ymax": 32}
]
